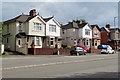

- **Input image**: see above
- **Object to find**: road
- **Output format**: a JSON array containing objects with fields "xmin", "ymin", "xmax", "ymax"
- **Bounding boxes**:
[{"xmin": 1, "ymin": 53, "xmax": 119, "ymax": 78}]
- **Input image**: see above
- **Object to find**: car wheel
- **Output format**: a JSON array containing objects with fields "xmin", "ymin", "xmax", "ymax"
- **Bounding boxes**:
[
  {"xmin": 84, "ymin": 53, "xmax": 86, "ymax": 55},
  {"xmin": 70, "ymin": 51, "xmax": 74, "ymax": 55},
  {"xmin": 112, "ymin": 52, "xmax": 114, "ymax": 54}
]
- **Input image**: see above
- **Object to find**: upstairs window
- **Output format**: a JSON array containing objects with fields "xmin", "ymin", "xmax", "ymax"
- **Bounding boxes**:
[
  {"xmin": 85, "ymin": 29, "xmax": 90, "ymax": 35},
  {"xmin": 7, "ymin": 24, "xmax": 9, "ymax": 32},
  {"xmin": 18, "ymin": 23, "xmax": 23, "ymax": 32},
  {"xmin": 33, "ymin": 23, "xmax": 42, "ymax": 31},
  {"xmin": 7, "ymin": 38, "xmax": 9, "ymax": 43},
  {"xmin": 49, "ymin": 24, "xmax": 56, "ymax": 32},
  {"xmin": 94, "ymin": 30, "xmax": 99, "ymax": 36}
]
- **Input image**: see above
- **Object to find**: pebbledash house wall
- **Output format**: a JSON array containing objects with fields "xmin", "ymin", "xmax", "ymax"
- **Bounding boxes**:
[{"xmin": 2, "ymin": 22, "xmax": 16, "ymax": 51}]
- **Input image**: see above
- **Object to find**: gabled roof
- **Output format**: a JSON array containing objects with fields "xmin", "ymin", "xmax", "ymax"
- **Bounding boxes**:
[
  {"xmin": 4, "ymin": 14, "xmax": 31, "ymax": 23},
  {"xmin": 101, "ymin": 27, "xmax": 110, "ymax": 33},
  {"xmin": 42, "ymin": 16, "xmax": 53, "ymax": 22},
  {"xmin": 109, "ymin": 28, "xmax": 120, "ymax": 31},
  {"xmin": 78, "ymin": 23, "xmax": 87, "ymax": 28},
  {"xmin": 91, "ymin": 25, "xmax": 101, "ymax": 31},
  {"xmin": 3, "ymin": 14, "xmax": 45, "ymax": 24}
]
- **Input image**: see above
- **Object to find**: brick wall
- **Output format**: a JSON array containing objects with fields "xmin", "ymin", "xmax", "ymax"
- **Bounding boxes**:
[
  {"xmin": 28, "ymin": 48, "xmax": 70, "ymax": 55},
  {"xmin": 101, "ymin": 32, "xmax": 109, "ymax": 45},
  {"xmin": 90, "ymin": 48, "xmax": 101, "ymax": 53}
]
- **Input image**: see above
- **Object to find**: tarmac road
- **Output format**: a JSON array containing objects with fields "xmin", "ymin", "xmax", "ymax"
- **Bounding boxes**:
[{"xmin": 1, "ymin": 53, "xmax": 119, "ymax": 78}]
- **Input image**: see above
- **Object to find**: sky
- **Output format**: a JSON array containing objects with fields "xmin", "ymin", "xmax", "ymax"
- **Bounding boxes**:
[{"xmin": 1, "ymin": 2, "xmax": 118, "ymax": 28}]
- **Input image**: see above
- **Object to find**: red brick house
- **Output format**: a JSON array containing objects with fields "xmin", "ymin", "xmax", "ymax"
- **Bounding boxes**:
[
  {"xmin": 101, "ymin": 24, "xmax": 110, "ymax": 45},
  {"xmin": 91, "ymin": 25, "xmax": 101, "ymax": 49},
  {"xmin": 90, "ymin": 25, "xmax": 101, "ymax": 53},
  {"xmin": 101, "ymin": 24, "xmax": 120, "ymax": 51}
]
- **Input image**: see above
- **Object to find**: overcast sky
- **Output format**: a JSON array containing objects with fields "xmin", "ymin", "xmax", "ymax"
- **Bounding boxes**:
[{"xmin": 1, "ymin": 2, "xmax": 118, "ymax": 27}]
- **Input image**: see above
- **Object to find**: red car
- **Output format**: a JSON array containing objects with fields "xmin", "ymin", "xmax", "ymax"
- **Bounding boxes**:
[{"xmin": 74, "ymin": 45, "xmax": 89, "ymax": 52}]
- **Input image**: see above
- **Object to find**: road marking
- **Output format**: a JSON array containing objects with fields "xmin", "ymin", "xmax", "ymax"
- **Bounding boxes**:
[
  {"xmin": 64, "ymin": 55, "xmax": 87, "ymax": 57},
  {"xmin": 0, "ymin": 57, "xmax": 117, "ymax": 71}
]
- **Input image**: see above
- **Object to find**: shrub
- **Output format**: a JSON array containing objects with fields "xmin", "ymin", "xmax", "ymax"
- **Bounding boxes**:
[{"xmin": 66, "ymin": 46, "xmax": 72, "ymax": 49}]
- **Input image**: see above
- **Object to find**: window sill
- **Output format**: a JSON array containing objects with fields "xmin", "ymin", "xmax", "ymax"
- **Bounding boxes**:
[{"xmin": 32, "ymin": 30, "xmax": 41, "ymax": 32}]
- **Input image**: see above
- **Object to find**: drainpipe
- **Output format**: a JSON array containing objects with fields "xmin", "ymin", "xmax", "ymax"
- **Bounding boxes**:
[
  {"xmin": 15, "ymin": 36, "xmax": 16, "ymax": 52},
  {"xmin": 45, "ymin": 24, "xmax": 46, "ymax": 47}
]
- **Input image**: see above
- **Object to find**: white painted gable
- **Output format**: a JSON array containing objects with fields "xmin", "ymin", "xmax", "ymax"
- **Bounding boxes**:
[
  {"xmin": 82, "ymin": 24, "xmax": 92, "ymax": 39},
  {"xmin": 46, "ymin": 18, "xmax": 60, "ymax": 37}
]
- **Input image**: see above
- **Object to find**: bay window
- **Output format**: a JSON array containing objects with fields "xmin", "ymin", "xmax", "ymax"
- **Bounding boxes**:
[{"xmin": 36, "ymin": 37, "xmax": 40, "ymax": 46}]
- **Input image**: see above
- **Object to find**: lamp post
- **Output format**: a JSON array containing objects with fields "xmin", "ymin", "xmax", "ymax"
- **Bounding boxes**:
[{"xmin": 114, "ymin": 17, "xmax": 117, "ymax": 28}]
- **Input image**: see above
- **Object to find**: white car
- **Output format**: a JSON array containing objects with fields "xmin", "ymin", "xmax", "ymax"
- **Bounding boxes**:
[{"xmin": 101, "ymin": 45, "xmax": 115, "ymax": 54}]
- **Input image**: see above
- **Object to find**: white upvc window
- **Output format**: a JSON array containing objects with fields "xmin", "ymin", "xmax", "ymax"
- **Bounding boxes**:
[
  {"xmin": 94, "ymin": 30, "xmax": 99, "ymax": 36},
  {"xmin": 86, "ymin": 40, "xmax": 89, "ymax": 45},
  {"xmin": 50, "ymin": 38, "xmax": 54, "ymax": 46},
  {"xmin": 18, "ymin": 22, "xmax": 23, "ymax": 32},
  {"xmin": 85, "ymin": 29, "xmax": 90, "ymax": 35},
  {"xmin": 49, "ymin": 24, "xmax": 56, "ymax": 32},
  {"xmin": 17, "ymin": 39, "xmax": 22, "ymax": 47},
  {"xmin": 33, "ymin": 23, "xmax": 42, "ymax": 31},
  {"xmin": 36, "ymin": 37, "xmax": 40, "ymax": 46},
  {"xmin": 7, "ymin": 24, "xmax": 9, "ymax": 32}
]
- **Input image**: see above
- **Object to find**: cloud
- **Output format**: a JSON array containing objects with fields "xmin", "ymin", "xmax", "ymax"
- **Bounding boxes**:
[{"xmin": 2, "ymin": 2, "xmax": 118, "ymax": 27}]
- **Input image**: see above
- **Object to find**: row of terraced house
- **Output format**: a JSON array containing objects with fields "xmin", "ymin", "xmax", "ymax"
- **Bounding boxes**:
[{"xmin": 1, "ymin": 9, "xmax": 120, "ymax": 55}]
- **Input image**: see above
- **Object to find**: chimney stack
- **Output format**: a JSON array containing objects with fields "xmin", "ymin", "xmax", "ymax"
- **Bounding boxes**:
[
  {"xmin": 79, "ymin": 21, "xmax": 83, "ymax": 24},
  {"xmin": 106, "ymin": 24, "xmax": 111, "ymax": 29},
  {"xmin": 29, "ymin": 9, "xmax": 36, "ymax": 16},
  {"xmin": 76, "ymin": 20, "xmax": 83, "ymax": 24}
]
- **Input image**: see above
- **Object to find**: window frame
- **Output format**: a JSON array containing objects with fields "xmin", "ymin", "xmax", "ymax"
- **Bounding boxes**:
[
  {"xmin": 36, "ymin": 37, "xmax": 40, "ymax": 46},
  {"xmin": 49, "ymin": 24, "xmax": 56, "ymax": 32},
  {"xmin": 33, "ymin": 23, "xmax": 42, "ymax": 31},
  {"xmin": 50, "ymin": 38, "xmax": 54, "ymax": 46},
  {"xmin": 94, "ymin": 30, "xmax": 99, "ymax": 37},
  {"xmin": 85, "ymin": 29, "xmax": 90, "ymax": 35}
]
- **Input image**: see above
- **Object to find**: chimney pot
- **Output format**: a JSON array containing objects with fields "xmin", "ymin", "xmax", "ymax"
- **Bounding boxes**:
[
  {"xmin": 29, "ymin": 9, "xmax": 36, "ymax": 16},
  {"xmin": 106, "ymin": 24, "xmax": 111, "ymax": 29}
]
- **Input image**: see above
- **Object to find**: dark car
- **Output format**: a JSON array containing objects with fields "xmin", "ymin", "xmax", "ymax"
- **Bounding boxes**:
[{"xmin": 70, "ymin": 46, "xmax": 86, "ymax": 55}]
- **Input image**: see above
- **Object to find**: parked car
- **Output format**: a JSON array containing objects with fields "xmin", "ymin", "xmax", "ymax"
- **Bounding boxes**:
[
  {"xmin": 70, "ymin": 46, "xmax": 86, "ymax": 55},
  {"xmin": 74, "ymin": 45, "xmax": 89, "ymax": 52},
  {"xmin": 98, "ymin": 45, "xmax": 115, "ymax": 54}
]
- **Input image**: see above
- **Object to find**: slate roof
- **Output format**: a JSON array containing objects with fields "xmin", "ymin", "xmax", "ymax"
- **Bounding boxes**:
[
  {"xmin": 109, "ymin": 28, "xmax": 120, "ymax": 32},
  {"xmin": 3, "ymin": 14, "xmax": 37, "ymax": 24},
  {"xmin": 101, "ymin": 27, "xmax": 110, "ymax": 32},
  {"xmin": 62, "ymin": 22, "xmax": 88, "ymax": 29},
  {"xmin": 42, "ymin": 16, "xmax": 53, "ymax": 22},
  {"xmin": 91, "ymin": 25, "xmax": 101, "ymax": 31}
]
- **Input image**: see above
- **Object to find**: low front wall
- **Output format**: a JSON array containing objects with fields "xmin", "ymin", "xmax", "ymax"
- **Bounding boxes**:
[
  {"xmin": 90, "ymin": 48, "xmax": 101, "ymax": 53},
  {"xmin": 28, "ymin": 48, "xmax": 70, "ymax": 55}
]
